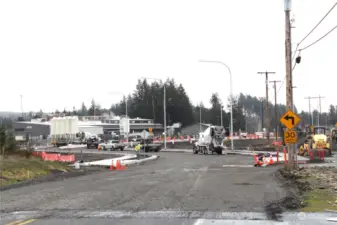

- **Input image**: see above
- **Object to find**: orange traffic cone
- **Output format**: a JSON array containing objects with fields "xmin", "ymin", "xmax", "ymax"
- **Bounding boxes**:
[
  {"xmin": 109, "ymin": 160, "xmax": 114, "ymax": 170},
  {"xmin": 268, "ymin": 155, "xmax": 274, "ymax": 165},
  {"xmin": 115, "ymin": 160, "xmax": 127, "ymax": 170},
  {"xmin": 254, "ymin": 154, "xmax": 263, "ymax": 167}
]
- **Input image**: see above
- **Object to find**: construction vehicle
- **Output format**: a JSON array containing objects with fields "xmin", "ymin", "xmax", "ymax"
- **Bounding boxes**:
[
  {"xmin": 86, "ymin": 136, "xmax": 101, "ymax": 149},
  {"xmin": 51, "ymin": 117, "xmax": 81, "ymax": 147},
  {"xmin": 193, "ymin": 125, "xmax": 226, "ymax": 155},
  {"xmin": 332, "ymin": 128, "xmax": 337, "ymax": 141},
  {"xmin": 305, "ymin": 126, "xmax": 330, "ymax": 150}
]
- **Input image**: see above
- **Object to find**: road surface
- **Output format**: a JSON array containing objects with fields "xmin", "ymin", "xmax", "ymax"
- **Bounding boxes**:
[{"xmin": 1, "ymin": 152, "xmax": 297, "ymax": 224}]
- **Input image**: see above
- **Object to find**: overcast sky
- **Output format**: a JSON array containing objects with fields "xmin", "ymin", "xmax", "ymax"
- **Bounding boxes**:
[{"xmin": 0, "ymin": 0, "xmax": 336, "ymax": 114}]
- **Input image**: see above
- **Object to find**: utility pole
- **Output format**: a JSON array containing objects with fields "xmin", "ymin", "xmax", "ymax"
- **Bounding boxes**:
[
  {"xmin": 305, "ymin": 96, "xmax": 324, "ymax": 126},
  {"xmin": 285, "ymin": 0, "xmax": 295, "ymax": 168},
  {"xmin": 318, "ymin": 95, "xmax": 324, "ymax": 126},
  {"xmin": 269, "ymin": 80, "xmax": 281, "ymax": 140},
  {"xmin": 20, "ymin": 95, "xmax": 24, "ymax": 119},
  {"xmin": 199, "ymin": 102, "xmax": 202, "ymax": 133},
  {"xmin": 258, "ymin": 71, "xmax": 276, "ymax": 139},
  {"xmin": 163, "ymin": 84, "xmax": 167, "ymax": 150},
  {"xmin": 304, "ymin": 97, "xmax": 314, "ymax": 125},
  {"xmin": 259, "ymin": 97, "xmax": 264, "ymax": 131},
  {"xmin": 220, "ymin": 104, "xmax": 223, "ymax": 127}
]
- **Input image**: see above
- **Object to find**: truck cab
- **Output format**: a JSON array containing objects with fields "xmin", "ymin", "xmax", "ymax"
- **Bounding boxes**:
[
  {"xmin": 86, "ymin": 136, "xmax": 101, "ymax": 149},
  {"xmin": 98, "ymin": 136, "xmax": 125, "ymax": 151}
]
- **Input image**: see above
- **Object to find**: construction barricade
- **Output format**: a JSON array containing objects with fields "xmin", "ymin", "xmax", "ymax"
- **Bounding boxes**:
[{"xmin": 32, "ymin": 151, "xmax": 76, "ymax": 163}]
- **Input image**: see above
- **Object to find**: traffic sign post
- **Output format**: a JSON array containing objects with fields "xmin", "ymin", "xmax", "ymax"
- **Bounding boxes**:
[
  {"xmin": 280, "ymin": 110, "xmax": 301, "ymax": 168},
  {"xmin": 284, "ymin": 130, "xmax": 297, "ymax": 144}
]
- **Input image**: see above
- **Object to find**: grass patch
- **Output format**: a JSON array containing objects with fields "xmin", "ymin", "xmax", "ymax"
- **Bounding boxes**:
[
  {"xmin": 301, "ymin": 189, "xmax": 337, "ymax": 212},
  {"xmin": 0, "ymin": 155, "xmax": 70, "ymax": 186}
]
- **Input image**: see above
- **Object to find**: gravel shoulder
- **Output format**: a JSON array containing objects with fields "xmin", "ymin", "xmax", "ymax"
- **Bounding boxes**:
[{"xmin": 276, "ymin": 166, "xmax": 337, "ymax": 213}]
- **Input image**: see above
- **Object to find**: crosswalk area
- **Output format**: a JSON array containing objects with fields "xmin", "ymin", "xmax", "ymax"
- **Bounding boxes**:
[{"xmin": 1, "ymin": 210, "xmax": 336, "ymax": 225}]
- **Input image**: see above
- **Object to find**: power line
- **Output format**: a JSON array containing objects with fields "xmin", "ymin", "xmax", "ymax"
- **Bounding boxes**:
[
  {"xmin": 272, "ymin": 2, "xmax": 337, "ymax": 101},
  {"xmin": 299, "ymin": 24, "xmax": 337, "ymax": 51},
  {"xmin": 275, "ymin": 62, "xmax": 297, "ymax": 96},
  {"xmin": 298, "ymin": 2, "xmax": 337, "ymax": 45},
  {"xmin": 292, "ymin": 2, "xmax": 337, "ymax": 60},
  {"xmin": 275, "ymin": 3, "xmax": 337, "ymax": 98}
]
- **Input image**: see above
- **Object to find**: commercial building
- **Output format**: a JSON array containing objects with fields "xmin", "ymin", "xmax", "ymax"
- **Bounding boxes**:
[{"xmin": 13, "ymin": 116, "xmax": 164, "ymax": 139}]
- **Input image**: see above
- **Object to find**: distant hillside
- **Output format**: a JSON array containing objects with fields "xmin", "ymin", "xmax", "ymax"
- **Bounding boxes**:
[{"xmin": 0, "ymin": 112, "xmax": 22, "ymax": 118}]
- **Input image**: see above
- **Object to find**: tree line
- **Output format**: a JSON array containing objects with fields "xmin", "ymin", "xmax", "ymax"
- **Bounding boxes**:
[{"xmin": 21, "ymin": 78, "xmax": 337, "ymax": 132}]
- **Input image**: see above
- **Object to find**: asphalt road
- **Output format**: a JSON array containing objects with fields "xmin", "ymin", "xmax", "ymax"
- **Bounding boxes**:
[{"xmin": 0, "ymin": 152, "xmax": 298, "ymax": 224}]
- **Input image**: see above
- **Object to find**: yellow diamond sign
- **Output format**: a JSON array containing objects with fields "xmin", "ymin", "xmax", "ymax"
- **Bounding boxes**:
[{"xmin": 280, "ymin": 110, "xmax": 301, "ymax": 129}]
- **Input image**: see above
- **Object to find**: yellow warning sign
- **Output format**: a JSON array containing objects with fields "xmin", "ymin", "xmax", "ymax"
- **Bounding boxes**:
[
  {"xmin": 280, "ymin": 110, "xmax": 301, "ymax": 129},
  {"xmin": 284, "ymin": 130, "xmax": 297, "ymax": 144}
]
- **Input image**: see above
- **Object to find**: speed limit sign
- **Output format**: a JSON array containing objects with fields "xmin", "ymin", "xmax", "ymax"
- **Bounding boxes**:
[{"xmin": 284, "ymin": 131, "xmax": 297, "ymax": 144}]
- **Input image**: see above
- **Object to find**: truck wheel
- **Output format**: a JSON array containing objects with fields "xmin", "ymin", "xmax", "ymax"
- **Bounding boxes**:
[
  {"xmin": 87, "ymin": 145, "xmax": 90, "ymax": 149},
  {"xmin": 216, "ymin": 148, "xmax": 222, "ymax": 155},
  {"xmin": 120, "ymin": 147, "xmax": 124, "ymax": 151},
  {"xmin": 193, "ymin": 146, "xmax": 199, "ymax": 154}
]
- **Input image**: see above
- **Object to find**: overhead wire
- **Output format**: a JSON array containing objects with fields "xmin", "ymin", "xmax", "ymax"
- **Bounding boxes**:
[
  {"xmin": 298, "ymin": 2, "xmax": 337, "ymax": 45},
  {"xmin": 273, "ymin": 1, "xmax": 337, "ymax": 98},
  {"xmin": 299, "ymin": 24, "xmax": 337, "ymax": 51}
]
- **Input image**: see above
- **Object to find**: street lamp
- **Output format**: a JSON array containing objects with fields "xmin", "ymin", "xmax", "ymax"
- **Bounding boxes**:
[
  {"xmin": 199, "ymin": 60, "xmax": 234, "ymax": 151},
  {"xmin": 140, "ymin": 77, "xmax": 167, "ymax": 150},
  {"xmin": 108, "ymin": 92, "xmax": 129, "ymax": 140}
]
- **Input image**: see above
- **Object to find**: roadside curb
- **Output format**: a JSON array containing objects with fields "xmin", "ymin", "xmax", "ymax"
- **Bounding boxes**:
[
  {"xmin": 124, "ymin": 148, "xmax": 189, "ymax": 153},
  {"xmin": 75, "ymin": 154, "xmax": 160, "ymax": 167},
  {"xmin": 124, "ymin": 155, "xmax": 160, "ymax": 166}
]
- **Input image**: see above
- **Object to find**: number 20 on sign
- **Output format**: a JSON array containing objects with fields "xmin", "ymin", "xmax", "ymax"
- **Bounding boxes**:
[{"xmin": 284, "ymin": 131, "xmax": 297, "ymax": 144}]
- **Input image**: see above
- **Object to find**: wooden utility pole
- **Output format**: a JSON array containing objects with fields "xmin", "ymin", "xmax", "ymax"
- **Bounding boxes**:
[
  {"xmin": 259, "ymin": 97, "xmax": 264, "ymax": 131},
  {"xmin": 305, "ymin": 96, "xmax": 324, "ymax": 126},
  {"xmin": 258, "ymin": 71, "xmax": 276, "ymax": 139},
  {"xmin": 285, "ymin": 0, "xmax": 295, "ymax": 168},
  {"xmin": 304, "ymin": 97, "xmax": 314, "ymax": 125},
  {"xmin": 270, "ymin": 80, "xmax": 281, "ymax": 140},
  {"xmin": 318, "ymin": 95, "xmax": 324, "ymax": 126}
]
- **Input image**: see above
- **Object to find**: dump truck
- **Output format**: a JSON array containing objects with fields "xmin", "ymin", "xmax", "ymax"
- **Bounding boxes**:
[{"xmin": 193, "ymin": 125, "xmax": 225, "ymax": 155}]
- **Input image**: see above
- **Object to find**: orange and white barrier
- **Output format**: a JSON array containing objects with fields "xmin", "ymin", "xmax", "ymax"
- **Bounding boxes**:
[{"xmin": 32, "ymin": 151, "xmax": 76, "ymax": 163}]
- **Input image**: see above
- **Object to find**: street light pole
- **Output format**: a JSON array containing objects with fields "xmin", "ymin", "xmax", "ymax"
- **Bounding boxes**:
[
  {"xmin": 199, "ymin": 60, "xmax": 234, "ymax": 151},
  {"xmin": 107, "ymin": 92, "xmax": 129, "ymax": 139},
  {"xmin": 140, "ymin": 77, "xmax": 167, "ymax": 150},
  {"xmin": 163, "ymin": 84, "xmax": 167, "ymax": 150},
  {"xmin": 220, "ymin": 104, "xmax": 223, "ymax": 127}
]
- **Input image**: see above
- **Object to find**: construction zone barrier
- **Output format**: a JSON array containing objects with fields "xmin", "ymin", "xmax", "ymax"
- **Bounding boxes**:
[
  {"xmin": 254, "ymin": 153, "xmax": 275, "ymax": 167},
  {"xmin": 283, "ymin": 147, "xmax": 288, "ymax": 164},
  {"xmin": 32, "ymin": 151, "xmax": 75, "ymax": 163},
  {"xmin": 109, "ymin": 159, "xmax": 127, "ymax": 171}
]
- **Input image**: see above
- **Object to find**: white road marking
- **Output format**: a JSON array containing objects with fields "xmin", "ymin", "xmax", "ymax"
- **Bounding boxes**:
[
  {"xmin": 222, "ymin": 165, "xmax": 254, "ymax": 168},
  {"xmin": 193, "ymin": 218, "xmax": 205, "ymax": 225}
]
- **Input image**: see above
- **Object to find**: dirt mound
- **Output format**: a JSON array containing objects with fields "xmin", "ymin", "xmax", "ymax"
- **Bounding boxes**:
[{"xmin": 264, "ymin": 168, "xmax": 310, "ymax": 220}]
